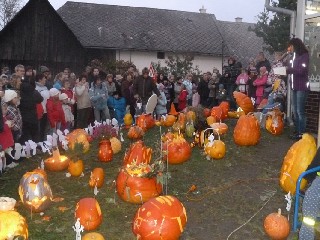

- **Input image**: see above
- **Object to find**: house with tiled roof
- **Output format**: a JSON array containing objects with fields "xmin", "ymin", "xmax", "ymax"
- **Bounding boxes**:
[{"xmin": 0, "ymin": 0, "xmax": 268, "ymax": 74}]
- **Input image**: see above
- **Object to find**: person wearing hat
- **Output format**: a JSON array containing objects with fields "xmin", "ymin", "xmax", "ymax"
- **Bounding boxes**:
[
  {"xmin": 59, "ymin": 93, "xmax": 74, "ymax": 131},
  {"xmin": 3, "ymin": 90, "xmax": 22, "ymax": 142},
  {"xmin": 46, "ymin": 88, "xmax": 66, "ymax": 134}
]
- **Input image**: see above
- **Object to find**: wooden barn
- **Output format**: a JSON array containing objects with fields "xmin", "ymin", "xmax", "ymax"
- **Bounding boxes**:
[{"xmin": 0, "ymin": 0, "xmax": 86, "ymax": 74}]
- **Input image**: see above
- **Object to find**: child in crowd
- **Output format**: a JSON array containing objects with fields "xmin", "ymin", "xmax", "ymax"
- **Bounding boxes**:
[
  {"xmin": 236, "ymin": 68, "xmax": 249, "ymax": 94},
  {"xmin": 61, "ymin": 79, "xmax": 76, "ymax": 114},
  {"xmin": 46, "ymin": 88, "xmax": 66, "ymax": 134},
  {"xmin": 253, "ymin": 66, "xmax": 268, "ymax": 106},
  {"xmin": 192, "ymin": 85, "xmax": 200, "ymax": 107},
  {"xmin": 178, "ymin": 84, "xmax": 187, "ymax": 111},
  {"xmin": 262, "ymin": 77, "xmax": 287, "ymax": 113},
  {"xmin": 208, "ymin": 73, "xmax": 218, "ymax": 107},
  {"xmin": 155, "ymin": 83, "xmax": 167, "ymax": 120},
  {"xmin": 3, "ymin": 90, "xmax": 22, "ymax": 142},
  {"xmin": 216, "ymin": 84, "xmax": 227, "ymax": 104},
  {"xmin": 107, "ymin": 91, "xmax": 126, "ymax": 125},
  {"xmin": 247, "ymin": 67, "xmax": 257, "ymax": 99},
  {"xmin": 59, "ymin": 93, "xmax": 74, "ymax": 131}
]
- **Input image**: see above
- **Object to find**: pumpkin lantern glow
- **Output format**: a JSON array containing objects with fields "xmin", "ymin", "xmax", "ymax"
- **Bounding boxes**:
[
  {"xmin": 132, "ymin": 195, "xmax": 187, "ymax": 239},
  {"xmin": 98, "ymin": 139, "xmax": 113, "ymax": 162},
  {"xmin": 0, "ymin": 210, "xmax": 29, "ymax": 240},
  {"xmin": 89, "ymin": 168, "xmax": 105, "ymax": 188},
  {"xmin": 44, "ymin": 147, "xmax": 70, "ymax": 171},
  {"xmin": 75, "ymin": 198, "xmax": 102, "ymax": 231},
  {"xmin": 18, "ymin": 171, "xmax": 53, "ymax": 212}
]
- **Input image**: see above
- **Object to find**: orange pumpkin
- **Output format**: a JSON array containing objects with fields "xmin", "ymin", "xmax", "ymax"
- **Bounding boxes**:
[
  {"xmin": 89, "ymin": 168, "xmax": 105, "ymax": 188},
  {"xmin": 75, "ymin": 198, "xmax": 102, "ymax": 231},
  {"xmin": 163, "ymin": 115, "xmax": 176, "ymax": 127},
  {"xmin": 233, "ymin": 114, "xmax": 260, "ymax": 146},
  {"xmin": 144, "ymin": 114, "xmax": 155, "ymax": 129},
  {"xmin": 67, "ymin": 129, "xmax": 90, "ymax": 153},
  {"xmin": 206, "ymin": 116, "xmax": 216, "ymax": 125},
  {"xmin": 204, "ymin": 140, "xmax": 226, "ymax": 159},
  {"xmin": 136, "ymin": 115, "xmax": 148, "ymax": 131},
  {"xmin": 124, "ymin": 113, "xmax": 133, "ymax": 127},
  {"xmin": 265, "ymin": 109, "xmax": 284, "ymax": 135},
  {"xmin": 233, "ymin": 91, "xmax": 254, "ymax": 114},
  {"xmin": 264, "ymin": 209, "xmax": 290, "ymax": 240},
  {"xmin": 210, "ymin": 106, "xmax": 224, "ymax": 121},
  {"xmin": 0, "ymin": 210, "xmax": 29, "ymax": 240},
  {"xmin": 68, "ymin": 160, "xmax": 84, "ymax": 177},
  {"xmin": 219, "ymin": 101, "xmax": 230, "ymax": 120},
  {"xmin": 32, "ymin": 168, "xmax": 47, "ymax": 181},
  {"xmin": 83, "ymin": 232, "xmax": 105, "ymax": 240},
  {"xmin": 210, "ymin": 122, "xmax": 228, "ymax": 135},
  {"xmin": 133, "ymin": 195, "xmax": 187, "ymax": 239},
  {"xmin": 123, "ymin": 140, "xmax": 152, "ymax": 166},
  {"xmin": 162, "ymin": 135, "xmax": 191, "ymax": 164},
  {"xmin": 98, "ymin": 139, "xmax": 113, "ymax": 162},
  {"xmin": 127, "ymin": 126, "xmax": 144, "ymax": 140},
  {"xmin": 279, "ymin": 133, "xmax": 317, "ymax": 194},
  {"xmin": 116, "ymin": 164, "xmax": 162, "ymax": 204},
  {"xmin": 44, "ymin": 148, "xmax": 70, "ymax": 172}
]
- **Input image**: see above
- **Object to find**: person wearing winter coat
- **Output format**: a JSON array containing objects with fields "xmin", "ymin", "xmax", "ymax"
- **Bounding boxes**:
[
  {"xmin": 197, "ymin": 73, "xmax": 210, "ymax": 107},
  {"xmin": 286, "ymin": 38, "xmax": 310, "ymax": 140},
  {"xmin": 182, "ymin": 74, "xmax": 193, "ymax": 106},
  {"xmin": 192, "ymin": 85, "xmax": 200, "ymax": 108},
  {"xmin": 89, "ymin": 77, "xmax": 110, "ymax": 122},
  {"xmin": 155, "ymin": 83, "xmax": 167, "ymax": 119},
  {"xmin": 75, "ymin": 74, "xmax": 91, "ymax": 128},
  {"xmin": 19, "ymin": 77, "xmax": 43, "ymax": 143},
  {"xmin": 253, "ymin": 66, "xmax": 268, "ymax": 105},
  {"xmin": 235, "ymin": 69, "xmax": 249, "ymax": 94},
  {"xmin": 105, "ymin": 74, "xmax": 117, "ymax": 97},
  {"xmin": 208, "ymin": 72, "xmax": 219, "ymax": 107},
  {"xmin": 46, "ymin": 88, "xmax": 66, "ymax": 134},
  {"xmin": 164, "ymin": 76, "xmax": 174, "ymax": 112},
  {"xmin": 59, "ymin": 93, "xmax": 74, "ymax": 131},
  {"xmin": 107, "ymin": 91, "xmax": 126, "ymax": 125},
  {"xmin": 178, "ymin": 84, "xmax": 188, "ymax": 111}
]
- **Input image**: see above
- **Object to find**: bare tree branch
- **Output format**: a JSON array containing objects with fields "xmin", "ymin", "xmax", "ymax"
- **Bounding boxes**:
[{"xmin": 0, "ymin": 0, "xmax": 23, "ymax": 29}]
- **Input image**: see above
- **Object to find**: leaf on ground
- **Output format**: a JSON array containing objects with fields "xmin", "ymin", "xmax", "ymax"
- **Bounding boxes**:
[
  {"xmin": 42, "ymin": 215, "xmax": 51, "ymax": 221},
  {"xmin": 58, "ymin": 206, "xmax": 69, "ymax": 212},
  {"xmin": 52, "ymin": 197, "xmax": 64, "ymax": 202}
]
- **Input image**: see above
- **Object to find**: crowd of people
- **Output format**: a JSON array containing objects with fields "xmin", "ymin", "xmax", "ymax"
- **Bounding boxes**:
[{"xmin": 0, "ymin": 38, "xmax": 310, "ymax": 169}]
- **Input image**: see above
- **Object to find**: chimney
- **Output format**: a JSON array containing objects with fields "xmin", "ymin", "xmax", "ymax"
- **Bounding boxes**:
[
  {"xmin": 199, "ymin": 5, "xmax": 206, "ymax": 14},
  {"xmin": 235, "ymin": 17, "xmax": 243, "ymax": 23}
]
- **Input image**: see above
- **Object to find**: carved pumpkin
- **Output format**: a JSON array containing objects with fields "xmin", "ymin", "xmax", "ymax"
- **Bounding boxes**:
[
  {"xmin": 219, "ymin": 101, "xmax": 230, "ymax": 120},
  {"xmin": 116, "ymin": 163, "xmax": 162, "ymax": 204},
  {"xmin": 128, "ymin": 126, "xmax": 145, "ymax": 140},
  {"xmin": 162, "ymin": 115, "xmax": 176, "ymax": 127},
  {"xmin": 133, "ymin": 195, "xmax": 187, "ymax": 239},
  {"xmin": 168, "ymin": 103, "xmax": 178, "ymax": 115},
  {"xmin": 98, "ymin": 139, "xmax": 113, "ymax": 162},
  {"xmin": 68, "ymin": 159, "xmax": 84, "ymax": 177},
  {"xmin": 83, "ymin": 232, "xmax": 105, "ymax": 240},
  {"xmin": 44, "ymin": 147, "xmax": 70, "ymax": 171},
  {"xmin": 144, "ymin": 114, "xmax": 155, "ymax": 129},
  {"xmin": 67, "ymin": 129, "xmax": 90, "ymax": 153},
  {"xmin": 210, "ymin": 106, "xmax": 224, "ymax": 122},
  {"xmin": 186, "ymin": 111, "xmax": 196, "ymax": 122},
  {"xmin": 0, "ymin": 210, "xmax": 28, "ymax": 240},
  {"xmin": 89, "ymin": 168, "xmax": 105, "ymax": 188},
  {"xmin": 110, "ymin": 137, "xmax": 122, "ymax": 154},
  {"xmin": 210, "ymin": 122, "xmax": 228, "ymax": 135},
  {"xmin": 204, "ymin": 140, "xmax": 226, "ymax": 159},
  {"xmin": 19, "ymin": 171, "xmax": 53, "ymax": 212},
  {"xmin": 233, "ymin": 114, "xmax": 260, "ymax": 146},
  {"xmin": 206, "ymin": 116, "xmax": 216, "ymax": 125},
  {"xmin": 233, "ymin": 91, "xmax": 254, "ymax": 114},
  {"xmin": 123, "ymin": 140, "xmax": 152, "ymax": 166},
  {"xmin": 265, "ymin": 109, "xmax": 284, "ymax": 135},
  {"xmin": 124, "ymin": 113, "xmax": 133, "ymax": 128},
  {"xmin": 163, "ymin": 135, "xmax": 191, "ymax": 164},
  {"xmin": 75, "ymin": 198, "xmax": 102, "ymax": 231},
  {"xmin": 192, "ymin": 128, "xmax": 216, "ymax": 148},
  {"xmin": 264, "ymin": 209, "xmax": 290, "ymax": 240},
  {"xmin": 279, "ymin": 133, "xmax": 317, "ymax": 194}
]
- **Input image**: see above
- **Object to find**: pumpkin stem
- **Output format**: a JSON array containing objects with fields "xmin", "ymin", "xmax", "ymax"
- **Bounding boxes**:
[{"xmin": 277, "ymin": 208, "xmax": 281, "ymax": 216}]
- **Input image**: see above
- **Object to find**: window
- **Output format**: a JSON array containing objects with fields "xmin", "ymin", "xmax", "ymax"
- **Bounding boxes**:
[{"xmin": 157, "ymin": 52, "xmax": 165, "ymax": 59}]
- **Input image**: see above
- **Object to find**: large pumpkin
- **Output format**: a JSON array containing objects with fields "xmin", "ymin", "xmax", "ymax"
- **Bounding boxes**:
[
  {"xmin": 132, "ymin": 195, "xmax": 187, "ymax": 239},
  {"xmin": 128, "ymin": 126, "xmax": 145, "ymax": 140},
  {"xmin": 75, "ymin": 198, "xmax": 102, "ymax": 231},
  {"xmin": 264, "ymin": 209, "xmax": 290, "ymax": 240},
  {"xmin": 204, "ymin": 140, "xmax": 226, "ymax": 159},
  {"xmin": 219, "ymin": 101, "xmax": 230, "ymax": 120},
  {"xmin": 0, "ymin": 210, "xmax": 28, "ymax": 240},
  {"xmin": 67, "ymin": 129, "xmax": 90, "ymax": 153},
  {"xmin": 123, "ymin": 140, "xmax": 152, "ymax": 166},
  {"xmin": 89, "ymin": 168, "xmax": 105, "ymax": 188},
  {"xmin": 265, "ymin": 109, "xmax": 284, "ymax": 135},
  {"xmin": 233, "ymin": 114, "xmax": 260, "ymax": 146},
  {"xmin": 116, "ymin": 163, "xmax": 162, "ymax": 204},
  {"xmin": 162, "ymin": 135, "xmax": 191, "ymax": 164},
  {"xmin": 233, "ymin": 91, "xmax": 254, "ymax": 114},
  {"xmin": 18, "ymin": 171, "xmax": 53, "ymax": 212},
  {"xmin": 279, "ymin": 133, "xmax": 317, "ymax": 194}
]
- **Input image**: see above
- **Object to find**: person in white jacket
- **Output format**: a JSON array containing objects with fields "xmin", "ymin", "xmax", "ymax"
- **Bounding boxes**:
[
  {"xmin": 74, "ymin": 74, "xmax": 91, "ymax": 128},
  {"xmin": 155, "ymin": 83, "xmax": 167, "ymax": 120}
]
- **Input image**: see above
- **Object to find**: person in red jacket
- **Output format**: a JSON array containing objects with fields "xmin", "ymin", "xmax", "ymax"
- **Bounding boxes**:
[
  {"xmin": 178, "ymin": 84, "xmax": 188, "ymax": 111},
  {"xmin": 46, "ymin": 88, "xmax": 66, "ymax": 134}
]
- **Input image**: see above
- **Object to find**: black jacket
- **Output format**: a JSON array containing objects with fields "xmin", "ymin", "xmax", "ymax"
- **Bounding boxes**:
[{"xmin": 132, "ymin": 76, "xmax": 160, "ymax": 103}]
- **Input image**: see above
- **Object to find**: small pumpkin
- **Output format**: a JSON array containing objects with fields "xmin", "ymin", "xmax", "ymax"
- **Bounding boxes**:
[
  {"xmin": 162, "ymin": 135, "xmax": 192, "ymax": 164},
  {"xmin": 123, "ymin": 140, "xmax": 152, "ymax": 166},
  {"xmin": 233, "ymin": 91, "xmax": 254, "ymax": 114},
  {"xmin": 279, "ymin": 133, "xmax": 317, "ymax": 194},
  {"xmin": 68, "ymin": 159, "xmax": 84, "ymax": 177},
  {"xmin": 204, "ymin": 139, "xmax": 226, "ymax": 159},
  {"xmin": 0, "ymin": 210, "xmax": 29, "ymax": 240},
  {"xmin": 186, "ymin": 110, "xmax": 196, "ymax": 122},
  {"xmin": 264, "ymin": 208, "xmax": 290, "ymax": 240},
  {"xmin": 128, "ymin": 126, "xmax": 145, "ymax": 140},
  {"xmin": 75, "ymin": 198, "xmax": 102, "ymax": 231},
  {"xmin": 44, "ymin": 147, "xmax": 70, "ymax": 172},
  {"xmin": 233, "ymin": 114, "xmax": 260, "ymax": 146},
  {"xmin": 83, "ymin": 232, "xmax": 105, "ymax": 240},
  {"xmin": 265, "ymin": 109, "xmax": 284, "ymax": 135},
  {"xmin": 210, "ymin": 122, "xmax": 228, "ymax": 135},
  {"xmin": 162, "ymin": 115, "xmax": 176, "ymax": 127},
  {"xmin": 89, "ymin": 168, "xmax": 105, "ymax": 188},
  {"xmin": 206, "ymin": 116, "xmax": 216, "ymax": 125},
  {"xmin": 132, "ymin": 195, "xmax": 187, "ymax": 239},
  {"xmin": 124, "ymin": 113, "xmax": 133, "ymax": 127},
  {"xmin": 110, "ymin": 137, "xmax": 122, "ymax": 154},
  {"xmin": 98, "ymin": 139, "xmax": 113, "ymax": 162}
]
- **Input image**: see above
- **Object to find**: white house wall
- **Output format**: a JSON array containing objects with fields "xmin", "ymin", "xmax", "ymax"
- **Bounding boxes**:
[{"xmin": 116, "ymin": 50, "xmax": 222, "ymax": 74}]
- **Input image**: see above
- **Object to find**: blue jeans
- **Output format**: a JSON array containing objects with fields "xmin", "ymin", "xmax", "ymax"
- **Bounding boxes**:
[{"xmin": 292, "ymin": 90, "xmax": 308, "ymax": 134}]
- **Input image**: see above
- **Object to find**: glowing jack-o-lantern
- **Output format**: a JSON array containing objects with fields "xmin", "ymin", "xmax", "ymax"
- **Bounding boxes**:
[
  {"xmin": 89, "ymin": 168, "xmax": 105, "ymax": 188},
  {"xmin": 18, "ymin": 171, "xmax": 53, "ymax": 212},
  {"xmin": 132, "ymin": 195, "xmax": 187, "ymax": 239},
  {"xmin": 75, "ymin": 198, "xmax": 102, "ymax": 231},
  {"xmin": 98, "ymin": 139, "xmax": 113, "ymax": 162},
  {"xmin": 67, "ymin": 129, "xmax": 90, "ymax": 153},
  {"xmin": 44, "ymin": 147, "xmax": 70, "ymax": 171},
  {"xmin": 0, "ymin": 210, "xmax": 28, "ymax": 240}
]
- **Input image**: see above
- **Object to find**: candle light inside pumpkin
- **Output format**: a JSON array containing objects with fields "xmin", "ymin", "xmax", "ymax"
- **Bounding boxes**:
[{"xmin": 44, "ymin": 147, "xmax": 70, "ymax": 171}]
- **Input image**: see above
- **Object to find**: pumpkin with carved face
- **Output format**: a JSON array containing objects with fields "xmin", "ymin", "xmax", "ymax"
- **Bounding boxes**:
[{"xmin": 75, "ymin": 198, "xmax": 102, "ymax": 231}]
